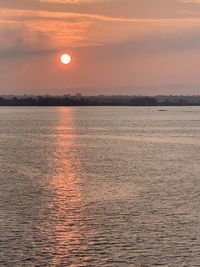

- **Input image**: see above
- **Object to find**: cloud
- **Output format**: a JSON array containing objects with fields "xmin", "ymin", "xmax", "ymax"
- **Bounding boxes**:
[
  {"xmin": 179, "ymin": 0, "xmax": 200, "ymax": 2},
  {"xmin": 0, "ymin": 26, "xmax": 56, "ymax": 59},
  {"xmin": 0, "ymin": 0, "xmax": 198, "ymax": 19},
  {"xmin": 39, "ymin": 0, "xmax": 109, "ymax": 3},
  {"xmin": 81, "ymin": 25, "xmax": 200, "ymax": 61},
  {"xmin": 2, "ymin": 3, "xmax": 200, "ymax": 61},
  {"xmin": 2, "ymin": 0, "xmax": 200, "ymax": 94}
]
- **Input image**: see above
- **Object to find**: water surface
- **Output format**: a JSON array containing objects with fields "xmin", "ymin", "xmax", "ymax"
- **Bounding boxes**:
[{"xmin": 1, "ymin": 106, "xmax": 200, "ymax": 266}]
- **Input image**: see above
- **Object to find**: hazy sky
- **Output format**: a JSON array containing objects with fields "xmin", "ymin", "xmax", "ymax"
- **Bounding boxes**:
[{"xmin": 1, "ymin": 0, "xmax": 200, "ymax": 95}]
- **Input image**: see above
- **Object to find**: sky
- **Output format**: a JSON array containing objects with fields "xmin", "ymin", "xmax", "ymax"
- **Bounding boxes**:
[{"xmin": 1, "ymin": 0, "xmax": 200, "ymax": 95}]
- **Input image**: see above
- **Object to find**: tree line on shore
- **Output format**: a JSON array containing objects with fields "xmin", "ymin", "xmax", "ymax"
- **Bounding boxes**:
[{"xmin": 0, "ymin": 94, "xmax": 200, "ymax": 106}]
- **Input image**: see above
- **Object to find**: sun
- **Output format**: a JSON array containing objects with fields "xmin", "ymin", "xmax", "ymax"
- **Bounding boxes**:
[{"xmin": 60, "ymin": 53, "xmax": 72, "ymax": 65}]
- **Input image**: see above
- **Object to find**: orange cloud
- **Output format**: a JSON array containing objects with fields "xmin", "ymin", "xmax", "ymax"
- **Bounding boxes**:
[{"xmin": 39, "ymin": 0, "xmax": 108, "ymax": 2}]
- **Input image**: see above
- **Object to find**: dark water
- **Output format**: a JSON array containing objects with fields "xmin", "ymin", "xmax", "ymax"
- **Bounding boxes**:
[{"xmin": 1, "ymin": 106, "xmax": 200, "ymax": 267}]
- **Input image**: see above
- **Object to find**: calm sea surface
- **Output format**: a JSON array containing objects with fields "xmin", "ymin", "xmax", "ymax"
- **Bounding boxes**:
[{"xmin": 1, "ymin": 106, "xmax": 200, "ymax": 267}]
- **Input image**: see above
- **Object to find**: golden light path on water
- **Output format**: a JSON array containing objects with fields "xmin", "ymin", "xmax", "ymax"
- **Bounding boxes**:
[{"xmin": 45, "ymin": 108, "xmax": 91, "ymax": 267}]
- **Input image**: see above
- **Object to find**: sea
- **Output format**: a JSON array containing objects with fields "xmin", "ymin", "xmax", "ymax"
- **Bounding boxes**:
[{"xmin": 0, "ymin": 106, "xmax": 200, "ymax": 267}]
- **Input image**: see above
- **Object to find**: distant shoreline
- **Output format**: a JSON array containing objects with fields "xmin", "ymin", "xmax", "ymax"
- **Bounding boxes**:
[{"xmin": 1, "ymin": 95, "xmax": 200, "ymax": 106}]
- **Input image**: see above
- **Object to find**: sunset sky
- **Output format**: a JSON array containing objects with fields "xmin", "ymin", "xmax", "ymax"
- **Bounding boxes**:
[{"xmin": 1, "ymin": 0, "xmax": 200, "ymax": 95}]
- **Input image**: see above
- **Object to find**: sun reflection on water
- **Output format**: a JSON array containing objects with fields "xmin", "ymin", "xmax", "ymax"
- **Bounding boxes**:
[{"xmin": 47, "ymin": 107, "xmax": 90, "ymax": 266}]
